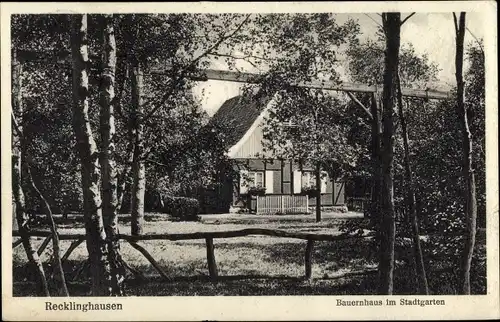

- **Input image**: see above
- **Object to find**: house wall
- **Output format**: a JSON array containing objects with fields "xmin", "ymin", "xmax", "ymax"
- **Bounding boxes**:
[
  {"xmin": 231, "ymin": 158, "xmax": 345, "ymax": 210},
  {"xmin": 230, "ymin": 120, "xmax": 273, "ymax": 159}
]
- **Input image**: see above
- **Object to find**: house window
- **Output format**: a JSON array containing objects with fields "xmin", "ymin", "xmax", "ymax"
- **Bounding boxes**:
[
  {"xmin": 302, "ymin": 172, "xmax": 316, "ymax": 188},
  {"xmin": 299, "ymin": 171, "xmax": 328, "ymax": 194},
  {"xmin": 249, "ymin": 171, "xmax": 264, "ymax": 188}
]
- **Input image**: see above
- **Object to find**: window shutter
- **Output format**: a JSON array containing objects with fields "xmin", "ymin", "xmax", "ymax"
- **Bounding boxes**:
[
  {"xmin": 293, "ymin": 170, "xmax": 302, "ymax": 194},
  {"xmin": 321, "ymin": 171, "xmax": 328, "ymax": 193},
  {"xmin": 265, "ymin": 170, "xmax": 274, "ymax": 194},
  {"xmin": 239, "ymin": 169, "xmax": 248, "ymax": 194}
]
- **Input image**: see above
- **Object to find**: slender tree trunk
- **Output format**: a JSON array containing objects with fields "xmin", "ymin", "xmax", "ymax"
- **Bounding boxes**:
[
  {"xmin": 378, "ymin": 13, "xmax": 401, "ymax": 295},
  {"xmin": 99, "ymin": 14, "xmax": 125, "ymax": 295},
  {"xmin": 115, "ymin": 57, "xmax": 133, "ymax": 214},
  {"xmin": 71, "ymin": 14, "xmax": 110, "ymax": 296},
  {"xmin": 130, "ymin": 63, "xmax": 145, "ymax": 236},
  {"xmin": 11, "ymin": 53, "xmax": 50, "ymax": 296},
  {"xmin": 369, "ymin": 93, "xmax": 382, "ymax": 230},
  {"xmin": 25, "ymin": 166, "xmax": 69, "ymax": 296},
  {"xmin": 454, "ymin": 12, "xmax": 477, "ymax": 295},
  {"xmin": 116, "ymin": 122, "xmax": 135, "ymax": 213},
  {"xmin": 396, "ymin": 78, "xmax": 429, "ymax": 295},
  {"xmin": 315, "ymin": 163, "xmax": 321, "ymax": 222}
]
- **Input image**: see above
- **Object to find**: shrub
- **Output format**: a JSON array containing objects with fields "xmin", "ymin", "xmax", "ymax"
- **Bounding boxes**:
[
  {"xmin": 300, "ymin": 186, "xmax": 318, "ymax": 197},
  {"xmin": 247, "ymin": 186, "xmax": 266, "ymax": 196},
  {"xmin": 163, "ymin": 196, "xmax": 200, "ymax": 222}
]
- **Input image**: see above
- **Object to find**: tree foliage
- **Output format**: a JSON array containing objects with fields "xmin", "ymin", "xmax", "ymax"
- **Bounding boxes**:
[{"xmin": 11, "ymin": 12, "xmax": 486, "ymax": 295}]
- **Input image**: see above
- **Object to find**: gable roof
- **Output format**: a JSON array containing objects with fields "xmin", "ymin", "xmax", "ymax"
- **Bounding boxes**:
[{"xmin": 210, "ymin": 93, "xmax": 273, "ymax": 150}]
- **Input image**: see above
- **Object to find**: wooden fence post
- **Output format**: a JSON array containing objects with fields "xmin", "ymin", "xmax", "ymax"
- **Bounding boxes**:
[
  {"xmin": 206, "ymin": 238, "xmax": 218, "ymax": 280},
  {"xmin": 305, "ymin": 239, "xmax": 314, "ymax": 280}
]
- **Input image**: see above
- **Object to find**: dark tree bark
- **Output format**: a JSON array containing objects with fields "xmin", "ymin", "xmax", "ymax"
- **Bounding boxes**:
[
  {"xmin": 369, "ymin": 93, "xmax": 382, "ymax": 230},
  {"xmin": 378, "ymin": 12, "xmax": 401, "ymax": 295},
  {"xmin": 453, "ymin": 12, "xmax": 478, "ymax": 295},
  {"xmin": 99, "ymin": 14, "xmax": 126, "ymax": 295},
  {"xmin": 130, "ymin": 63, "xmax": 146, "ymax": 236},
  {"xmin": 396, "ymin": 77, "xmax": 429, "ymax": 295},
  {"xmin": 11, "ymin": 53, "xmax": 49, "ymax": 296},
  {"xmin": 71, "ymin": 14, "xmax": 110, "ymax": 296}
]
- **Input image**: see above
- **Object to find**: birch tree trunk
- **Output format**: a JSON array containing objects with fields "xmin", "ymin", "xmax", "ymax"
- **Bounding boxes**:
[
  {"xmin": 454, "ymin": 12, "xmax": 478, "ymax": 295},
  {"xmin": 11, "ymin": 53, "xmax": 50, "ymax": 296},
  {"xmin": 396, "ymin": 77, "xmax": 429, "ymax": 295},
  {"xmin": 130, "ymin": 63, "xmax": 145, "ymax": 236},
  {"xmin": 378, "ymin": 13, "xmax": 400, "ymax": 295},
  {"xmin": 71, "ymin": 14, "xmax": 110, "ymax": 296},
  {"xmin": 99, "ymin": 14, "xmax": 125, "ymax": 295}
]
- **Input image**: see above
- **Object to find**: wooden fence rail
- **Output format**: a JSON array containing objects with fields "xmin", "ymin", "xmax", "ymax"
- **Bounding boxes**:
[{"xmin": 13, "ymin": 229, "xmax": 373, "ymax": 281}]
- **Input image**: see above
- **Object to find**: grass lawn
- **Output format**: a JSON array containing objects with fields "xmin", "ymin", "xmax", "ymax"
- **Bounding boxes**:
[{"xmin": 12, "ymin": 212, "xmax": 485, "ymax": 296}]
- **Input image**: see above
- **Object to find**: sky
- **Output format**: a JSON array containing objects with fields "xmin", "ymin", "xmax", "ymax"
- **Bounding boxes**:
[{"xmin": 192, "ymin": 12, "xmax": 485, "ymax": 116}]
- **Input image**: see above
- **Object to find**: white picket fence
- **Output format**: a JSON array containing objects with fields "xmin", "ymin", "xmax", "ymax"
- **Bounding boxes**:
[{"xmin": 256, "ymin": 195, "xmax": 309, "ymax": 215}]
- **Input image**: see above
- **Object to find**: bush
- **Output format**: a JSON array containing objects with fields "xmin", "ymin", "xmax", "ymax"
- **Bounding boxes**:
[
  {"xmin": 196, "ymin": 186, "xmax": 232, "ymax": 214},
  {"xmin": 247, "ymin": 186, "xmax": 266, "ymax": 196},
  {"xmin": 163, "ymin": 196, "xmax": 200, "ymax": 222},
  {"xmin": 300, "ymin": 186, "xmax": 318, "ymax": 197}
]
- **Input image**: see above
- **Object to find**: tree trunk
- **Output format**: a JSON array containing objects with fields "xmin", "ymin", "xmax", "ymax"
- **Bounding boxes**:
[
  {"xmin": 315, "ymin": 163, "xmax": 321, "ymax": 222},
  {"xmin": 71, "ymin": 14, "xmax": 110, "ymax": 296},
  {"xmin": 369, "ymin": 93, "xmax": 382, "ymax": 230},
  {"xmin": 99, "ymin": 14, "xmax": 125, "ymax": 296},
  {"xmin": 130, "ymin": 63, "xmax": 145, "ymax": 236},
  {"xmin": 116, "ymin": 120, "xmax": 135, "ymax": 213},
  {"xmin": 11, "ymin": 53, "xmax": 50, "ymax": 296},
  {"xmin": 115, "ymin": 62, "xmax": 134, "ymax": 214},
  {"xmin": 25, "ymin": 166, "xmax": 69, "ymax": 296},
  {"xmin": 396, "ymin": 78, "xmax": 429, "ymax": 295},
  {"xmin": 378, "ymin": 13, "xmax": 401, "ymax": 295},
  {"xmin": 454, "ymin": 12, "xmax": 477, "ymax": 295}
]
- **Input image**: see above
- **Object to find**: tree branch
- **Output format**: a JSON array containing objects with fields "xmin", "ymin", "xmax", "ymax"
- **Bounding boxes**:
[
  {"xmin": 208, "ymin": 52, "xmax": 268, "ymax": 70},
  {"xmin": 346, "ymin": 91, "xmax": 373, "ymax": 121},
  {"xmin": 453, "ymin": 13, "xmax": 459, "ymax": 34},
  {"xmin": 466, "ymin": 27, "xmax": 485, "ymax": 56},
  {"xmin": 364, "ymin": 13, "xmax": 383, "ymax": 28},
  {"xmin": 191, "ymin": 14, "xmax": 252, "ymax": 67},
  {"xmin": 400, "ymin": 13, "xmax": 416, "ymax": 26},
  {"xmin": 11, "ymin": 110, "xmax": 23, "ymax": 139},
  {"xmin": 142, "ymin": 14, "xmax": 251, "ymax": 122},
  {"xmin": 145, "ymin": 159, "xmax": 171, "ymax": 168},
  {"xmin": 208, "ymin": 52, "xmax": 271, "ymax": 62}
]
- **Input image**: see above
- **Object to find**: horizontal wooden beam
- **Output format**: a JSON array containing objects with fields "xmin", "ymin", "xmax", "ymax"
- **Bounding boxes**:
[
  {"xmin": 159, "ymin": 67, "xmax": 449, "ymax": 99},
  {"xmin": 15, "ymin": 49, "xmax": 451, "ymax": 99},
  {"xmin": 13, "ymin": 228, "xmax": 373, "ymax": 242}
]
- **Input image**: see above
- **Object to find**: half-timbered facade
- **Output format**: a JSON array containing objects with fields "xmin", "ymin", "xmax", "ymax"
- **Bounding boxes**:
[{"xmin": 211, "ymin": 93, "xmax": 345, "ymax": 214}]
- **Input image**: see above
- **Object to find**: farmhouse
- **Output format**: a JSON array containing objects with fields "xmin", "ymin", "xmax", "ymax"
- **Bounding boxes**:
[{"xmin": 211, "ymin": 93, "xmax": 347, "ymax": 214}]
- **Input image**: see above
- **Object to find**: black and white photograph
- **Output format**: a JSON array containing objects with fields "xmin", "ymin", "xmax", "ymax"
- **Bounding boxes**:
[{"xmin": 2, "ymin": 1, "xmax": 498, "ymax": 321}]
